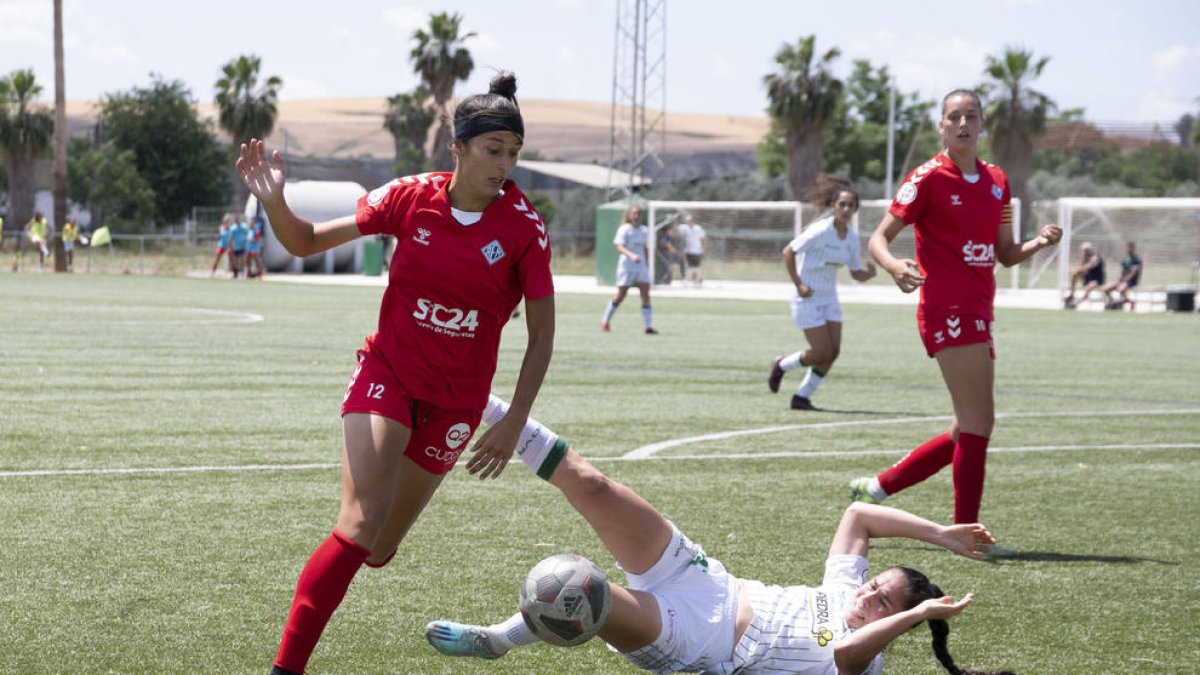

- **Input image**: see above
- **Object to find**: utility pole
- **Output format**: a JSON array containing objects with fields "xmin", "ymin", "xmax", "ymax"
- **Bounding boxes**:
[{"xmin": 607, "ymin": 0, "xmax": 667, "ymax": 199}]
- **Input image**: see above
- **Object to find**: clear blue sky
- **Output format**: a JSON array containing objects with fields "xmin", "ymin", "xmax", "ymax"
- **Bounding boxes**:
[{"xmin": 2, "ymin": 0, "xmax": 1197, "ymax": 123}]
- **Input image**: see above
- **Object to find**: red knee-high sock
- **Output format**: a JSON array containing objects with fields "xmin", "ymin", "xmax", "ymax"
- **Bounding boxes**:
[
  {"xmin": 952, "ymin": 432, "xmax": 990, "ymax": 524},
  {"xmin": 274, "ymin": 530, "xmax": 370, "ymax": 673},
  {"xmin": 877, "ymin": 432, "xmax": 955, "ymax": 496}
]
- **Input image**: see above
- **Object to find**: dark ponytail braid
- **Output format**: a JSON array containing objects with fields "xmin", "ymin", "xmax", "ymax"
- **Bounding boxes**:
[{"xmin": 894, "ymin": 567, "xmax": 1015, "ymax": 675}]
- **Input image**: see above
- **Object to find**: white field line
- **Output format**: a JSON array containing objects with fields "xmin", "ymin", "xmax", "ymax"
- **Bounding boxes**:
[
  {"xmin": 622, "ymin": 408, "xmax": 1200, "ymax": 459},
  {"xmin": 2, "ymin": 409, "xmax": 1197, "ymax": 479},
  {"xmin": 109, "ymin": 307, "xmax": 265, "ymax": 324}
]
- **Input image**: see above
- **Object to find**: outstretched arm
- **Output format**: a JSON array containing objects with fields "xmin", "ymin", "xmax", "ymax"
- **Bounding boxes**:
[
  {"xmin": 828, "ymin": 503, "xmax": 995, "ymax": 561},
  {"xmin": 834, "ymin": 593, "xmax": 974, "ymax": 674},
  {"xmin": 236, "ymin": 139, "xmax": 361, "ymax": 257}
]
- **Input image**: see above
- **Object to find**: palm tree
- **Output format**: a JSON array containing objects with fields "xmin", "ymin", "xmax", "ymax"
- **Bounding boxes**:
[
  {"xmin": 0, "ymin": 69, "xmax": 55, "ymax": 232},
  {"xmin": 979, "ymin": 47, "xmax": 1054, "ymax": 232},
  {"xmin": 762, "ymin": 35, "xmax": 843, "ymax": 199},
  {"xmin": 410, "ymin": 12, "xmax": 475, "ymax": 171},
  {"xmin": 53, "ymin": 0, "xmax": 68, "ymax": 271},
  {"xmin": 215, "ymin": 54, "xmax": 282, "ymax": 206},
  {"xmin": 383, "ymin": 85, "xmax": 435, "ymax": 175}
]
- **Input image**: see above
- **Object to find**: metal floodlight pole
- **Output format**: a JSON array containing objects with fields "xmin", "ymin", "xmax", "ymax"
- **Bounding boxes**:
[{"xmin": 607, "ymin": 0, "xmax": 667, "ymax": 200}]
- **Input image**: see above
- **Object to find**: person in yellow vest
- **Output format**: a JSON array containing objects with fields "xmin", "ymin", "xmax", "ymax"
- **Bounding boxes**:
[
  {"xmin": 62, "ymin": 217, "xmax": 79, "ymax": 272},
  {"xmin": 26, "ymin": 211, "xmax": 50, "ymax": 271}
]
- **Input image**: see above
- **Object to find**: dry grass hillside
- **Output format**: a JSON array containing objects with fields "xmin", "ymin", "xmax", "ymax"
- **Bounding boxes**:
[{"xmin": 66, "ymin": 97, "xmax": 768, "ymax": 167}]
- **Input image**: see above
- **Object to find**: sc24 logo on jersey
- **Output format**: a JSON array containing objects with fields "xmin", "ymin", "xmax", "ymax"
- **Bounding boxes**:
[
  {"xmin": 961, "ymin": 240, "xmax": 995, "ymax": 266},
  {"xmin": 413, "ymin": 298, "xmax": 480, "ymax": 334}
]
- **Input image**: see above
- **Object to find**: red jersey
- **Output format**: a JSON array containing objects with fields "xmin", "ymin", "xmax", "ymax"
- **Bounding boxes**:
[
  {"xmin": 889, "ymin": 153, "xmax": 1011, "ymax": 321},
  {"xmin": 356, "ymin": 172, "xmax": 554, "ymax": 409}
]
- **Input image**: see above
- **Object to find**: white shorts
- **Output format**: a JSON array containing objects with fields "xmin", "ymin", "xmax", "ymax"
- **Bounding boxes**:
[
  {"xmin": 611, "ymin": 526, "xmax": 738, "ymax": 674},
  {"xmin": 617, "ymin": 259, "xmax": 651, "ymax": 287},
  {"xmin": 791, "ymin": 296, "xmax": 843, "ymax": 331},
  {"xmin": 63, "ymin": 242, "xmax": 75, "ymax": 253}
]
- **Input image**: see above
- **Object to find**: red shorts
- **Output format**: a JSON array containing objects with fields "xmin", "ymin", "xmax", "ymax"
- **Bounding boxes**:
[
  {"xmin": 917, "ymin": 308, "xmax": 994, "ymax": 359},
  {"xmin": 340, "ymin": 348, "xmax": 483, "ymax": 475}
]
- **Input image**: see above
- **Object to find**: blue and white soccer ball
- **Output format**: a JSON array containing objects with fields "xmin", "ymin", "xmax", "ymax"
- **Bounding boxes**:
[{"xmin": 519, "ymin": 553, "xmax": 612, "ymax": 647}]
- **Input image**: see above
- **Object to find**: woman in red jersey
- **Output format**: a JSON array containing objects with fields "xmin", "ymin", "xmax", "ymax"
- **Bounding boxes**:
[
  {"xmin": 238, "ymin": 72, "xmax": 556, "ymax": 675},
  {"xmin": 848, "ymin": 90, "xmax": 1061, "ymax": 546}
]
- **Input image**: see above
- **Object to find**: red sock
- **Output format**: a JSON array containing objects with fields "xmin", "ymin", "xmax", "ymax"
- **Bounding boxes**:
[
  {"xmin": 952, "ymin": 432, "xmax": 990, "ymax": 524},
  {"xmin": 878, "ymin": 432, "xmax": 955, "ymax": 496},
  {"xmin": 274, "ymin": 530, "xmax": 370, "ymax": 673}
]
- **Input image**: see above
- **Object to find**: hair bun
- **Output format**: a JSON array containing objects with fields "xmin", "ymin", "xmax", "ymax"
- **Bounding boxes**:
[{"xmin": 489, "ymin": 71, "xmax": 518, "ymax": 102}]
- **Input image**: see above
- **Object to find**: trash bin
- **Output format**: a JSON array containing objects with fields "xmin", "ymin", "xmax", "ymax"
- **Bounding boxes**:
[
  {"xmin": 1165, "ymin": 285, "xmax": 1195, "ymax": 312},
  {"xmin": 362, "ymin": 240, "xmax": 384, "ymax": 276}
]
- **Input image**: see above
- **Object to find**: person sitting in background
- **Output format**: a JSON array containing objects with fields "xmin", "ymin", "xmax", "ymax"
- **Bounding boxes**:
[
  {"xmin": 1064, "ymin": 242, "xmax": 1104, "ymax": 308},
  {"xmin": 1102, "ymin": 241, "xmax": 1141, "ymax": 311}
]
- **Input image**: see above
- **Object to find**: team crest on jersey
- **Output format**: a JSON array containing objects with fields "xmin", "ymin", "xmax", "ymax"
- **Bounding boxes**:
[
  {"xmin": 481, "ymin": 240, "xmax": 506, "ymax": 265},
  {"xmin": 896, "ymin": 181, "xmax": 918, "ymax": 205},
  {"xmin": 991, "ymin": 184, "xmax": 1003, "ymax": 200}
]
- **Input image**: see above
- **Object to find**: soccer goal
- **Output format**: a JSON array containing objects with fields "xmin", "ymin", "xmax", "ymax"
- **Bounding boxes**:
[
  {"xmin": 644, "ymin": 198, "xmax": 1022, "ymax": 289},
  {"xmin": 1024, "ymin": 198, "xmax": 1200, "ymax": 296},
  {"xmin": 644, "ymin": 200, "xmax": 806, "ymax": 284}
]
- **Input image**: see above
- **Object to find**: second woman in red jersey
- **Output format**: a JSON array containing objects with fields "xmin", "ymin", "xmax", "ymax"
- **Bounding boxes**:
[
  {"xmin": 849, "ymin": 90, "xmax": 1061, "ymax": 547},
  {"xmin": 239, "ymin": 72, "xmax": 555, "ymax": 675}
]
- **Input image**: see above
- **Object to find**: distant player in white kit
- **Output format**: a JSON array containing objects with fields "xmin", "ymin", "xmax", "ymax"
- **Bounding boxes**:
[
  {"xmin": 427, "ymin": 398, "xmax": 1010, "ymax": 675},
  {"xmin": 769, "ymin": 176, "xmax": 876, "ymax": 410},
  {"xmin": 679, "ymin": 213, "xmax": 707, "ymax": 286},
  {"xmin": 602, "ymin": 203, "xmax": 658, "ymax": 334}
]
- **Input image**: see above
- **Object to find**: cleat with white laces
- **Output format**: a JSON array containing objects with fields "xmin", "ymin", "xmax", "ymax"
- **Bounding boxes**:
[{"xmin": 425, "ymin": 620, "xmax": 507, "ymax": 660}]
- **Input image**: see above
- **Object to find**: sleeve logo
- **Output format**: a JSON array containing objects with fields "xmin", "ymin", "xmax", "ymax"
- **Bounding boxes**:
[
  {"xmin": 896, "ymin": 181, "xmax": 918, "ymax": 205},
  {"xmin": 367, "ymin": 179, "xmax": 400, "ymax": 206}
]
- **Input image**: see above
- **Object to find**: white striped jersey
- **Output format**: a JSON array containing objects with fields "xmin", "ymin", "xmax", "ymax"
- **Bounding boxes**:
[
  {"xmin": 787, "ymin": 216, "xmax": 864, "ymax": 298},
  {"xmin": 708, "ymin": 555, "xmax": 883, "ymax": 675}
]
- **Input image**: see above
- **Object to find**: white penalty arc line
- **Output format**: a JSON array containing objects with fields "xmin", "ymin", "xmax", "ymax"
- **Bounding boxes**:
[
  {"xmin": 2, "ymin": 442, "xmax": 1198, "ymax": 479},
  {"xmin": 599, "ymin": 443, "xmax": 1200, "ymax": 463},
  {"xmin": 622, "ymin": 409, "xmax": 1200, "ymax": 459},
  {"xmin": 2, "ymin": 410, "xmax": 1197, "ymax": 480}
]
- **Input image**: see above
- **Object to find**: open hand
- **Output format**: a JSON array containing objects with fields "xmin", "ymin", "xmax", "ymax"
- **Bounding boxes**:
[
  {"xmin": 236, "ymin": 139, "xmax": 287, "ymax": 207},
  {"xmin": 941, "ymin": 523, "xmax": 997, "ymax": 560},
  {"xmin": 918, "ymin": 593, "xmax": 974, "ymax": 621},
  {"xmin": 466, "ymin": 413, "xmax": 520, "ymax": 480}
]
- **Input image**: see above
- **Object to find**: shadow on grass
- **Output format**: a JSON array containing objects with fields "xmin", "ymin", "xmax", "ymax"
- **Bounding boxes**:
[
  {"xmin": 873, "ymin": 542, "xmax": 1179, "ymax": 566},
  {"xmin": 979, "ymin": 550, "xmax": 1179, "ymax": 565},
  {"xmin": 804, "ymin": 407, "xmax": 932, "ymax": 417}
]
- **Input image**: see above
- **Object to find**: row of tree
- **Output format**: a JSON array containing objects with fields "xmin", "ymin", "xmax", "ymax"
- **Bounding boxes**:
[
  {"xmin": 759, "ymin": 35, "xmax": 1199, "ymax": 215},
  {"xmin": 0, "ymin": 10, "xmax": 478, "ymax": 238},
  {"xmin": 3, "ymin": 17, "xmax": 1197, "ymax": 243}
]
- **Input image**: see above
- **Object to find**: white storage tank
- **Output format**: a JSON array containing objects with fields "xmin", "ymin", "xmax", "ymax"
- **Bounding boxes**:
[{"xmin": 244, "ymin": 180, "xmax": 368, "ymax": 273}]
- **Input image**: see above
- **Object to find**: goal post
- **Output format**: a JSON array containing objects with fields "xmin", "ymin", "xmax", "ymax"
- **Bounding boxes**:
[
  {"xmin": 643, "ymin": 198, "xmax": 1021, "ymax": 290},
  {"xmin": 645, "ymin": 200, "xmax": 804, "ymax": 284},
  {"xmin": 1038, "ymin": 198, "xmax": 1200, "ymax": 294}
]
